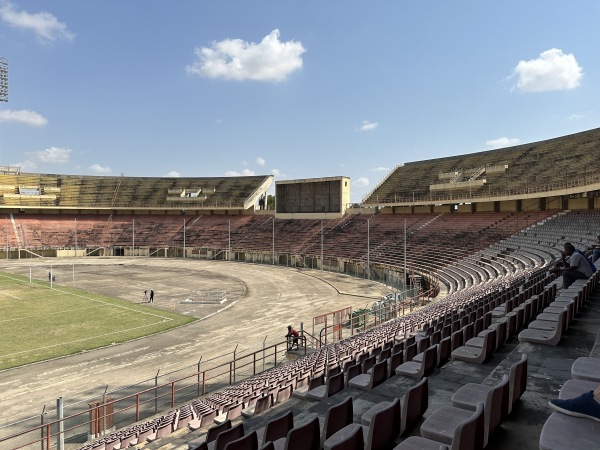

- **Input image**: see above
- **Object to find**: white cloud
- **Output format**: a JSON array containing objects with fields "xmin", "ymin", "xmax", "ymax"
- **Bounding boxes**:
[
  {"xmin": 359, "ymin": 120, "xmax": 379, "ymax": 131},
  {"xmin": 511, "ymin": 48, "xmax": 583, "ymax": 93},
  {"xmin": 27, "ymin": 146, "xmax": 71, "ymax": 163},
  {"xmin": 13, "ymin": 160, "xmax": 35, "ymax": 171},
  {"xmin": 186, "ymin": 29, "xmax": 306, "ymax": 82},
  {"xmin": 226, "ymin": 168, "xmax": 256, "ymax": 176},
  {"xmin": 89, "ymin": 164, "xmax": 111, "ymax": 174},
  {"xmin": 567, "ymin": 113, "xmax": 584, "ymax": 121},
  {"xmin": 485, "ymin": 137, "xmax": 520, "ymax": 149},
  {"xmin": 256, "ymin": 157, "xmax": 266, "ymax": 166},
  {"xmin": 0, "ymin": 109, "xmax": 48, "ymax": 126},
  {"xmin": 0, "ymin": 1, "xmax": 74, "ymax": 43},
  {"xmin": 270, "ymin": 168, "xmax": 286, "ymax": 177},
  {"xmin": 353, "ymin": 177, "xmax": 370, "ymax": 187},
  {"xmin": 372, "ymin": 166, "xmax": 390, "ymax": 172},
  {"xmin": 165, "ymin": 171, "xmax": 181, "ymax": 177}
]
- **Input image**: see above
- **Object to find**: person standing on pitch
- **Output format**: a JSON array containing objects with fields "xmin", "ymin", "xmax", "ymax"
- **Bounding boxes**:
[{"xmin": 149, "ymin": 289, "xmax": 154, "ymax": 303}]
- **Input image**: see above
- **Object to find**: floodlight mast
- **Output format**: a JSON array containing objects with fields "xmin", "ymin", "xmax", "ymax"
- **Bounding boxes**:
[{"xmin": 0, "ymin": 58, "xmax": 7, "ymax": 102}]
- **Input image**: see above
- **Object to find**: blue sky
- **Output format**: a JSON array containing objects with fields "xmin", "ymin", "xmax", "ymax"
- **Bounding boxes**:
[{"xmin": 0, "ymin": 1, "xmax": 599, "ymax": 203}]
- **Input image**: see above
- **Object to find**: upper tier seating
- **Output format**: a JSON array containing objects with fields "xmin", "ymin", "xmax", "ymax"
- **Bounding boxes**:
[{"xmin": 363, "ymin": 127, "xmax": 600, "ymax": 204}]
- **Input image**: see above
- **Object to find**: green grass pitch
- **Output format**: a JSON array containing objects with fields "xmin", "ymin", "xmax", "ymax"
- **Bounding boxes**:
[{"xmin": 0, "ymin": 271, "xmax": 197, "ymax": 371}]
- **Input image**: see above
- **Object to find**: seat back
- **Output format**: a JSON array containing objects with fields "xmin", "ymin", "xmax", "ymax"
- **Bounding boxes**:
[
  {"xmin": 254, "ymin": 395, "xmax": 272, "ymax": 415},
  {"xmin": 379, "ymin": 347, "xmax": 391, "ymax": 362},
  {"xmin": 496, "ymin": 320, "xmax": 507, "ymax": 347},
  {"xmin": 405, "ymin": 343, "xmax": 417, "ymax": 362},
  {"xmin": 224, "ymin": 431, "xmax": 258, "ymax": 450},
  {"xmin": 327, "ymin": 371, "xmax": 344, "ymax": 397},
  {"xmin": 226, "ymin": 403, "xmax": 244, "ymax": 421},
  {"xmin": 392, "ymin": 341, "xmax": 405, "ymax": 354},
  {"xmin": 509, "ymin": 353, "xmax": 528, "ymax": 413},
  {"xmin": 327, "ymin": 365, "xmax": 341, "ymax": 378},
  {"xmin": 308, "ymin": 374, "xmax": 324, "ymax": 391},
  {"xmin": 483, "ymin": 329, "xmax": 496, "ymax": 359},
  {"xmin": 296, "ymin": 375, "xmax": 309, "ymax": 390},
  {"xmin": 462, "ymin": 323, "xmax": 474, "ymax": 342},
  {"xmin": 215, "ymin": 424, "xmax": 245, "ymax": 450},
  {"xmin": 285, "ymin": 417, "xmax": 320, "ymax": 450},
  {"xmin": 206, "ymin": 420, "xmax": 232, "ymax": 444},
  {"xmin": 371, "ymin": 360, "xmax": 388, "ymax": 388},
  {"xmin": 489, "ymin": 375, "xmax": 510, "ymax": 436},
  {"xmin": 363, "ymin": 355, "xmax": 376, "ymax": 374},
  {"xmin": 454, "ymin": 402, "xmax": 484, "ymax": 450},
  {"xmin": 346, "ymin": 363, "xmax": 361, "ymax": 386},
  {"xmin": 389, "ymin": 351, "xmax": 404, "ymax": 373},
  {"xmin": 438, "ymin": 337, "xmax": 452, "ymax": 367},
  {"xmin": 423, "ymin": 345, "xmax": 437, "ymax": 376},
  {"xmin": 401, "ymin": 377, "xmax": 428, "ymax": 435},
  {"xmin": 321, "ymin": 397, "xmax": 353, "ymax": 444},
  {"xmin": 325, "ymin": 424, "xmax": 363, "ymax": 450},
  {"xmin": 417, "ymin": 336, "xmax": 431, "ymax": 354},
  {"xmin": 275, "ymin": 385, "xmax": 293, "ymax": 404},
  {"xmin": 365, "ymin": 398, "xmax": 401, "ymax": 450},
  {"xmin": 264, "ymin": 411, "xmax": 294, "ymax": 444},
  {"xmin": 259, "ymin": 442, "xmax": 274, "ymax": 450},
  {"xmin": 431, "ymin": 330, "xmax": 441, "ymax": 346},
  {"xmin": 451, "ymin": 330, "xmax": 463, "ymax": 351}
]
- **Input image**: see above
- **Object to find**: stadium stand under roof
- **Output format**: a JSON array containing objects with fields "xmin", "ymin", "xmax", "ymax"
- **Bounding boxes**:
[
  {"xmin": 363, "ymin": 127, "xmax": 600, "ymax": 207},
  {"xmin": 0, "ymin": 172, "xmax": 273, "ymax": 213}
]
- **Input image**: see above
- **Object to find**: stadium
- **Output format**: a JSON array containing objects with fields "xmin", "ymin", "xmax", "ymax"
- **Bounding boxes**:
[{"xmin": 1, "ymin": 126, "xmax": 600, "ymax": 450}]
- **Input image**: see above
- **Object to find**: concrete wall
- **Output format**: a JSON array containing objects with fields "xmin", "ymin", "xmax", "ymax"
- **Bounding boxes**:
[
  {"xmin": 433, "ymin": 205, "xmax": 453, "ymax": 213},
  {"xmin": 499, "ymin": 200, "xmax": 518, "ymax": 212},
  {"xmin": 568, "ymin": 197, "xmax": 589, "ymax": 210},
  {"xmin": 476, "ymin": 202, "xmax": 495, "ymax": 212},
  {"xmin": 522, "ymin": 198, "xmax": 541, "ymax": 211},
  {"xmin": 414, "ymin": 205, "xmax": 433, "ymax": 213},
  {"xmin": 547, "ymin": 196, "xmax": 563, "ymax": 210}
]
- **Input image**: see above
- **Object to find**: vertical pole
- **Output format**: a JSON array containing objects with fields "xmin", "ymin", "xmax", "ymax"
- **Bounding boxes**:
[
  {"xmin": 272, "ymin": 217, "xmax": 275, "ymax": 264},
  {"xmin": 232, "ymin": 344, "xmax": 238, "ymax": 384},
  {"xmin": 228, "ymin": 219, "xmax": 231, "ymax": 260},
  {"xmin": 183, "ymin": 218, "xmax": 186, "ymax": 258},
  {"xmin": 40, "ymin": 405, "xmax": 46, "ymax": 450},
  {"xmin": 404, "ymin": 219, "xmax": 407, "ymax": 295},
  {"xmin": 367, "ymin": 218, "xmax": 370, "ymax": 280},
  {"xmin": 132, "ymin": 218, "xmax": 135, "ymax": 257},
  {"xmin": 154, "ymin": 370, "xmax": 160, "ymax": 414},
  {"xmin": 320, "ymin": 220, "xmax": 323, "ymax": 270},
  {"xmin": 263, "ymin": 336, "xmax": 267, "ymax": 372},
  {"xmin": 197, "ymin": 357, "xmax": 202, "ymax": 398},
  {"xmin": 56, "ymin": 397, "xmax": 64, "ymax": 450},
  {"xmin": 74, "ymin": 217, "xmax": 77, "ymax": 257}
]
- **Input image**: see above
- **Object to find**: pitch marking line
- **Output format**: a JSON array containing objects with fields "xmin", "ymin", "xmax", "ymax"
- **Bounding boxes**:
[
  {"xmin": 0, "ymin": 319, "xmax": 171, "ymax": 358},
  {"xmin": 0, "ymin": 291, "xmax": 21, "ymax": 300},
  {"xmin": 0, "ymin": 272, "xmax": 174, "ymax": 321}
]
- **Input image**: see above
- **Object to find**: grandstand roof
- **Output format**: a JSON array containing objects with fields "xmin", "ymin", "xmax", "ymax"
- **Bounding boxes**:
[
  {"xmin": 0, "ymin": 172, "xmax": 273, "ymax": 211},
  {"xmin": 363, "ymin": 127, "xmax": 600, "ymax": 206}
]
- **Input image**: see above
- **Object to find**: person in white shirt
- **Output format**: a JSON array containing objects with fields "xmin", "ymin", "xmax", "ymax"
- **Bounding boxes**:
[{"xmin": 550, "ymin": 243, "xmax": 593, "ymax": 288}]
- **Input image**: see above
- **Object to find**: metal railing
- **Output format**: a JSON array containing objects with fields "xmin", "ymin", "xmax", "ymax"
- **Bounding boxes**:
[
  {"xmin": 360, "ymin": 173, "xmax": 600, "ymax": 206},
  {"xmin": 0, "ymin": 338, "xmax": 302, "ymax": 449}
]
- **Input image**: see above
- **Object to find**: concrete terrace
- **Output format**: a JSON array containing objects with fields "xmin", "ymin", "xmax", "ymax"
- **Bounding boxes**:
[{"xmin": 139, "ymin": 283, "xmax": 600, "ymax": 450}]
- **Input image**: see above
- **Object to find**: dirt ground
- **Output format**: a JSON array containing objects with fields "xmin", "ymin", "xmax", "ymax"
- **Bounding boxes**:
[{"xmin": 0, "ymin": 257, "xmax": 394, "ymax": 429}]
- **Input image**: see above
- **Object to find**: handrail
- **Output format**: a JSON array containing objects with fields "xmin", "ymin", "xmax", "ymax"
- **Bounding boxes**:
[
  {"xmin": 0, "ymin": 338, "xmax": 297, "ymax": 448},
  {"xmin": 362, "ymin": 173, "xmax": 600, "ymax": 206}
]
